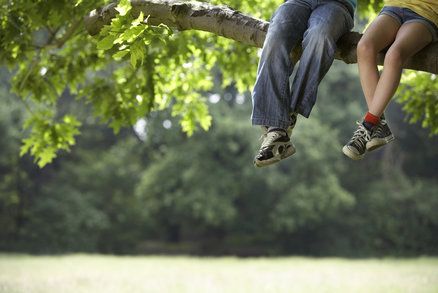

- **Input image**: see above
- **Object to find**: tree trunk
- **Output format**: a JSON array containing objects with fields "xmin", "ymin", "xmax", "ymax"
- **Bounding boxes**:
[{"xmin": 84, "ymin": 0, "xmax": 438, "ymax": 74}]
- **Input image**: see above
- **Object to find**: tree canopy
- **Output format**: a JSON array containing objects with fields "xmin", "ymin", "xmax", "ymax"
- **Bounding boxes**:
[{"xmin": 1, "ymin": 0, "xmax": 437, "ymax": 166}]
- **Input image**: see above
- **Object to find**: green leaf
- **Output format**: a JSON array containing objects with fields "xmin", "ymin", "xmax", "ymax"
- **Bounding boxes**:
[
  {"xmin": 115, "ymin": 0, "xmax": 131, "ymax": 16},
  {"xmin": 113, "ymin": 50, "xmax": 130, "ymax": 60},
  {"xmin": 20, "ymin": 138, "xmax": 34, "ymax": 157},
  {"xmin": 37, "ymin": 148, "xmax": 57, "ymax": 168},
  {"xmin": 116, "ymin": 25, "xmax": 146, "ymax": 44},
  {"xmin": 97, "ymin": 34, "xmax": 117, "ymax": 50},
  {"xmin": 131, "ymin": 11, "xmax": 145, "ymax": 26},
  {"xmin": 129, "ymin": 40, "xmax": 145, "ymax": 68},
  {"xmin": 20, "ymin": 113, "xmax": 81, "ymax": 168}
]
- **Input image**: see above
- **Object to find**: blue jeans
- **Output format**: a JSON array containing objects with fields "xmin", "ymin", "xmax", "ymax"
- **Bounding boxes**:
[{"xmin": 251, "ymin": 0, "xmax": 354, "ymax": 129}]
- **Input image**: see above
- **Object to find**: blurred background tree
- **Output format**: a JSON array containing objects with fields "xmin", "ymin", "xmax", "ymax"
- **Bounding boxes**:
[
  {"xmin": 1, "ymin": 61, "xmax": 437, "ymax": 255},
  {"xmin": 0, "ymin": 0, "xmax": 437, "ymax": 256}
]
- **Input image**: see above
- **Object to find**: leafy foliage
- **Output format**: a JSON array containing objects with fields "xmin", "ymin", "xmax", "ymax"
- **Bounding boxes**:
[
  {"xmin": 0, "ymin": 0, "xmax": 436, "ymax": 169},
  {"xmin": 20, "ymin": 114, "xmax": 81, "ymax": 167},
  {"xmin": 397, "ymin": 72, "xmax": 438, "ymax": 135}
]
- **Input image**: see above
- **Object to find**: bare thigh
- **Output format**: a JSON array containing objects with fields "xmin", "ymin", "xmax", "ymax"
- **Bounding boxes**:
[
  {"xmin": 388, "ymin": 21, "xmax": 433, "ymax": 61},
  {"xmin": 360, "ymin": 15, "xmax": 400, "ymax": 52}
]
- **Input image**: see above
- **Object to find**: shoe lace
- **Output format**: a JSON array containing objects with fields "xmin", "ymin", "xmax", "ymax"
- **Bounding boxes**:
[
  {"xmin": 350, "ymin": 122, "xmax": 370, "ymax": 146},
  {"xmin": 372, "ymin": 119, "xmax": 386, "ymax": 137},
  {"xmin": 261, "ymin": 131, "xmax": 285, "ymax": 149}
]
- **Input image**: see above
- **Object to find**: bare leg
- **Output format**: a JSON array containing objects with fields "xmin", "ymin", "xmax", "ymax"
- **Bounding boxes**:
[
  {"xmin": 369, "ymin": 22, "xmax": 433, "ymax": 117},
  {"xmin": 357, "ymin": 15, "xmax": 400, "ymax": 108}
]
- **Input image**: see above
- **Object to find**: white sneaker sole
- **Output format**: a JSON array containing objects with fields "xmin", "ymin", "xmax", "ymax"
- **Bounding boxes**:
[
  {"xmin": 366, "ymin": 135, "xmax": 395, "ymax": 151},
  {"xmin": 254, "ymin": 144, "xmax": 296, "ymax": 167},
  {"xmin": 342, "ymin": 145, "xmax": 365, "ymax": 160}
]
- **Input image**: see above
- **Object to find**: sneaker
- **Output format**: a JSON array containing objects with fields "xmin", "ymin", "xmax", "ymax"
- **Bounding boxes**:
[
  {"xmin": 254, "ymin": 129, "xmax": 296, "ymax": 167},
  {"xmin": 366, "ymin": 119, "xmax": 395, "ymax": 151},
  {"xmin": 342, "ymin": 122, "xmax": 371, "ymax": 160}
]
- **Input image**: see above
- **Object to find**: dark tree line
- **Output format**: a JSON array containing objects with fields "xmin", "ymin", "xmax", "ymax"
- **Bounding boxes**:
[{"xmin": 1, "ymin": 64, "xmax": 437, "ymax": 256}]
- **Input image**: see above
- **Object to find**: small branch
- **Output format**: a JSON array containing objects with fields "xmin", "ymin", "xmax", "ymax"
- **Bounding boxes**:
[
  {"xmin": 55, "ymin": 19, "xmax": 83, "ymax": 48},
  {"xmin": 46, "ymin": 26, "xmax": 62, "ymax": 46},
  {"xmin": 19, "ymin": 51, "xmax": 42, "ymax": 91}
]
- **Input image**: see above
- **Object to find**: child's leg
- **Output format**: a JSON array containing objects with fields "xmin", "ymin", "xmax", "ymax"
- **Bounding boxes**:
[
  {"xmin": 357, "ymin": 15, "xmax": 400, "ymax": 108},
  {"xmin": 251, "ymin": 1, "xmax": 311, "ymax": 130},
  {"xmin": 369, "ymin": 22, "xmax": 433, "ymax": 117},
  {"xmin": 289, "ymin": 1, "xmax": 353, "ymax": 118}
]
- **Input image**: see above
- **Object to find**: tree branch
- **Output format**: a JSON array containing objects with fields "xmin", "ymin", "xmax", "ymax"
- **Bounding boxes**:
[
  {"xmin": 56, "ymin": 19, "xmax": 83, "ymax": 48},
  {"xmin": 84, "ymin": 0, "xmax": 438, "ymax": 74}
]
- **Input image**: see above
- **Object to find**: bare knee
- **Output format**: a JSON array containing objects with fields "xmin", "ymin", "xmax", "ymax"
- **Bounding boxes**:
[
  {"xmin": 384, "ymin": 47, "xmax": 404, "ymax": 68},
  {"xmin": 357, "ymin": 38, "xmax": 378, "ymax": 59}
]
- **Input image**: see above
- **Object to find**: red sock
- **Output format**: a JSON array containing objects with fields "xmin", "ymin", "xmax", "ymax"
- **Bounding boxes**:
[{"xmin": 363, "ymin": 112, "xmax": 380, "ymax": 130}]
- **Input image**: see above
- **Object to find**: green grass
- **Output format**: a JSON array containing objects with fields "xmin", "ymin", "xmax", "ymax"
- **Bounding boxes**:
[{"xmin": 0, "ymin": 254, "xmax": 437, "ymax": 293}]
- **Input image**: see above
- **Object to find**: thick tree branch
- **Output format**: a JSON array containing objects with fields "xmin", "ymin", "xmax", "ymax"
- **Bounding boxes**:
[{"xmin": 84, "ymin": 0, "xmax": 438, "ymax": 74}]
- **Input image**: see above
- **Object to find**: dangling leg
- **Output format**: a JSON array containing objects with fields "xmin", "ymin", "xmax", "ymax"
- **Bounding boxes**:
[
  {"xmin": 344, "ymin": 21, "xmax": 433, "ymax": 159},
  {"xmin": 358, "ymin": 16, "xmax": 400, "ymax": 150},
  {"xmin": 252, "ymin": 0, "xmax": 311, "ymax": 167},
  {"xmin": 343, "ymin": 14, "xmax": 400, "ymax": 158},
  {"xmin": 251, "ymin": 0, "xmax": 311, "ymax": 129},
  {"xmin": 357, "ymin": 15, "xmax": 400, "ymax": 108},
  {"xmin": 365, "ymin": 21, "xmax": 433, "ymax": 151},
  {"xmin": 290, "ymin": 1, "xmax": 353, "ymax": 118},
  {"xmin": 369, "ymin": 22, "xmax": 433, "ymax": 117}
]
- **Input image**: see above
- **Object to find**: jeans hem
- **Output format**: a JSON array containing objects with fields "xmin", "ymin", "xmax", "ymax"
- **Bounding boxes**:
[
  {"xmin": 252, "ymin": 117, "xmax": 291, "ymax": 129},
  {"xmin": 297, "ymin": 107, "xmax": 311, "ymax": 118},
  {"xmin": 404, "ymin": 19, "xmax": 438, "ymax": 42},
  {"xmin": 294, "ymin": 89, "xmax": 317, "ymax": 118}
]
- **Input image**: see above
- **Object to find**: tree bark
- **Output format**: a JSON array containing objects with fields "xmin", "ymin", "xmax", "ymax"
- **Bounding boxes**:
[{"xmin": 84, "ymin": 0, "xmax": 438, "ymax": 74}]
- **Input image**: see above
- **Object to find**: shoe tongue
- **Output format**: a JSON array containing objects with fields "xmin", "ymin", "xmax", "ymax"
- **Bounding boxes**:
[{"xmin": 362, "ymin": 121, "xmax": 374, "ymax": 132}]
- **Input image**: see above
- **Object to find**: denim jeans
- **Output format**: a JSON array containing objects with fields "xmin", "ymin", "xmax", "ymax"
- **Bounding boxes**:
[
  {"xmin": 380, "ymin": 6, "xmax": 438, "ymax": 41},
  {"xmin": 251, "ymin": 0, "xmax": 354, "ymax": 129}
]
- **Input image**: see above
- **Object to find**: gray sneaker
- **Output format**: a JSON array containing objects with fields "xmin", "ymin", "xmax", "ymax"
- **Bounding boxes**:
[
  {"xmin": 342, "ymin": 122, "xmax": 371, "ymax": 160},
  {"xmin": 366, "ymin": 119, "xmax": 395, "ymax": 151},
  {"xmin": 254, "ymin": 129, "xmax": 296, "ymax": 167}
]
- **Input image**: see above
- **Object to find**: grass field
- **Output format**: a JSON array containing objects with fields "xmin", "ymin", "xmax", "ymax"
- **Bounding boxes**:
[{"xmin": 0, "ymin": 254, "xmax": 437, "ymax": 293}]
